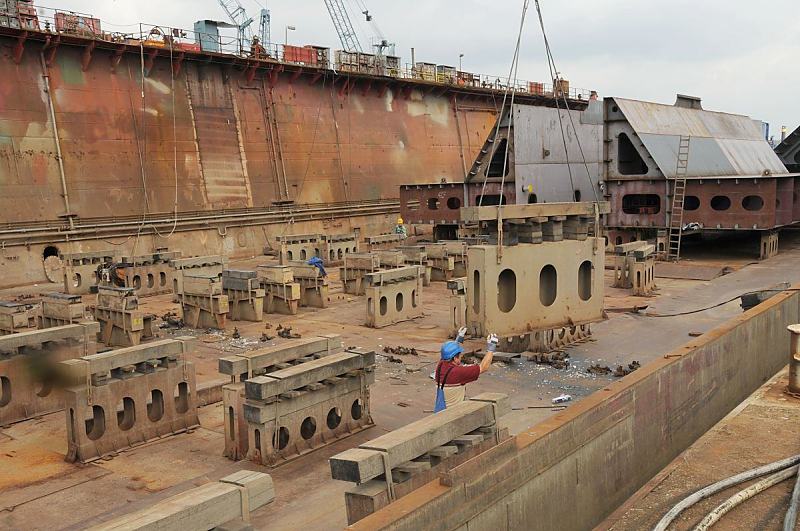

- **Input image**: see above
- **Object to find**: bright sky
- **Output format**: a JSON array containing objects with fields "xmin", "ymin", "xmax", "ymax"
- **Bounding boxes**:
[{"xmin": 54, "ymin": 0, "xmax": 798, "ymax": 139}]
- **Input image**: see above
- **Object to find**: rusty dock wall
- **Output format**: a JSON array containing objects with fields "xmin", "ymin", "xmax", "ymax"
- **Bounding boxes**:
[
  {"xmin": 0, "ymin": 30, "xmax": 511, "ymax": 286},
  {"xmin": 350, "ymin": 286, "xmax": 800, "ymax": 531}
]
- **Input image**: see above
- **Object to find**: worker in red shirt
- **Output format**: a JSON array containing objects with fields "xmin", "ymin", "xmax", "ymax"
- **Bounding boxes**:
[{"xmin": 433, "ymin": 327, "xmax": 498, "ymax": 412}]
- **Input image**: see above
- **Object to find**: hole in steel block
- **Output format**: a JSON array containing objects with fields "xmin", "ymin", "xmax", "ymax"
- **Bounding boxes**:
[
  {"xmin": 497, "ymin": 269, "xmax": 516, "ymax": 313},
  {"xmin": 539, "ymin": 265, "xmax": 557, "ymax": 307},
  {"xmin": 0, "ymin": 376, "xmax": 10, "ymax": 407},
  {"xmin": 351, "ymin": 399, "xmax": 363, "ymax": 420},
  {"xmin": 472, "ymin": 270, "xmax": 481, "ymax": 313},
  {"xmin": 147, "ymin": 389, "xmax": 164, "ymax": 422},
  {"xmin": 578, "ymin": 261, "xmax": 592, "ymax": 301},
  {"xmin": 85, "ymin": 405, "xmax": 105, "ymax": 440},
  {"xmin": 711, "ymin": 196, "xmax": 731, "ymax": 211},
  {"xmin": 117, "ymin": 397, "xmax": 136, "ymax": 431},
  {"xmin": 273, "ymin": 426, "xmax": 289, "ymax": 450},
  {"xmin": 174, "ymin": 381, "xmax": 189, "ymax": 414},
  {"xmin": 327, "ymin": 407, "xmax": 342, "ymax": 429},
  {"xmin": 395, "ymin": 292, "xmax": 404, "ymax": 312},
  {"xmin": 379, "ymin": 296, "xmax": 387, "ymax": 316},
  {"xmin": 742, "ymin": 195, "xmax": 764, "ymax": 211},
  {"xmin": 684, "ymin": 196, "xmax": 700, "ymax": 211},
  {"xmin": 301, "ymin": 417, "xmax": 317, "ymax": 440}
]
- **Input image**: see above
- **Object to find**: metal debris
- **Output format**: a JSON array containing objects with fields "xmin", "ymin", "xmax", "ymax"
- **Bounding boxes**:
[
  {"xmin": 277, "ymin": 325, "xmax": 301, "ymax": 339},
  {"xmin": 260, "ymin": 333, "xmax": 275, "ymax": 342},
  {"xmin": 614, "ymin": 361, "xmax": 641, "ymax": 377},
  {"xmin": 160, "ymin": 311, "xmax": 184, "ymax": 329},
  {"xmin": 528, "ymin": 351, "xmax": 570, "ymax": 370},
  {"xmin": 383, "ymin": 346, "xmax": 418, "ymax": 356},
  {"xmin": 587, "ymin": 364, "xmax": 613, "ymax": 375},
  {"xmin": 232, "ymin": 327, "xmax": 241, "ymax": 339}
]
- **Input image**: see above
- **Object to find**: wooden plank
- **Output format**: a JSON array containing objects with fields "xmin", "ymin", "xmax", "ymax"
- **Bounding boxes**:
[
  {"xmin": 329, "ymin": 393, "xmax": 509, "ymax": 483},
  {"xmin": 218, "ymin": 335, "xmax": 342, "ymax": 376},
  {"xmin": 0, "ymin": 322, "xmax": 99, "ymax": 351},
  {"xmin": 88, "ymin": 472, "xmax": 274, "ymax": 530},
  {"xmin": 461, "ymin": 201, "xmax": 610, "ymax": 223},
  {"xmin": 245, "ymin": 349, "xmax": 375, "ymax": 400}
]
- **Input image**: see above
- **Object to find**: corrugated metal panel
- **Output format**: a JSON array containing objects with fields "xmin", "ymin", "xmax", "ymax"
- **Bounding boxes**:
[{"xmin": 613, "ymin": 98, "xmax": 788, "ymax": 178}]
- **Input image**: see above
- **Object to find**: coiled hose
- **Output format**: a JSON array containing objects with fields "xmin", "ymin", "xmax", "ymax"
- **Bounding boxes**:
[{"xmin": 653, "ymin": 454, "xmax": 800, "ymax": 531}]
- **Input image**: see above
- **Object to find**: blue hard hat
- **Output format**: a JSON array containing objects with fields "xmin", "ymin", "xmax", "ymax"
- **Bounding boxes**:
[{"xmin": 440, "ymin": 340, "xmax": 464, "ymax": 361}]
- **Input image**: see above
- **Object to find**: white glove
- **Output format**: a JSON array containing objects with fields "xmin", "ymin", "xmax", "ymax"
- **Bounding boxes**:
[
  {"xmin": 486, "ymin": 333, "xmax": 499, "ymax": 352},
  {"xmin": 457, "ymin": 326, "xmax": 468, "ymax": 342}
]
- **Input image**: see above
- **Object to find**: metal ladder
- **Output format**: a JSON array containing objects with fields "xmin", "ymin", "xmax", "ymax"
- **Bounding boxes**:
[
  {"xmin": 667, "ymin": 135, "xmax": 691, "ymax": 261},
  {"xmin": 465, "ymin": 106, "xmax": 511, "ymax": 183}
]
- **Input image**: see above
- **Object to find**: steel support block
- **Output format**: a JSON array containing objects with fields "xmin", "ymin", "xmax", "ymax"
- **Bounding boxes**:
[
  {"xmin": 38, "ymin": 293, "xmax": 85, "ymax": 328},
  {"xmin": 0, "ymin": 301, "xmax": 34, "ymax": 335},
  {"xmin": 365, "ymin": 267, "xmax": 424, "ymax": 328},
  {"xmin": 243, "ymin": 348, "xmax": 375, "ymax": 467},
  {"xmin": 64, "ymin": 357, "xmax": 199, "ymax": 463},
  {"xmin": 61, "ymin": 251, "xmax": 116, "ymax": 295},
  {"xmin": 120, "ymin": 251, "xmax": 180, "ymax": 297},
  {"xmin": 759, "ymin": 231, "xmax": 779, "ymax": 260},
  {"xmin": 277, "ymin": 234, "xmax": 321, "ymax": 264},
  {"xmin": 467, "ymin": 239, "xmax": 605, "ymax": 337},
  {"xmin": 94, "ymin": 287, "xmax": 155, "ymax": 347},
  {"xmin": 0, "ymin": 323, "xmax": 99, "ymax": 425}
]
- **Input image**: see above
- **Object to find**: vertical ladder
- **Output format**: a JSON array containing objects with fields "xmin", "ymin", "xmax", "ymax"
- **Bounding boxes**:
[
  {"xmin": 262, "ymin": 86, "xmax": 289, "ymax": 201},
  {"xmin": 667, "ymin": 135, "xmax": 691, "ymax": 261}
]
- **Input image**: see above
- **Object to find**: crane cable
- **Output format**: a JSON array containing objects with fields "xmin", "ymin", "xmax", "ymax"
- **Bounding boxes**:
[
  {"xmin": 478, "ymin": 0, "xmax": 530, "ymax": 212},
  {"xmin": 533, "ymin": 0, "xmax": 599, "ymax": 203}
]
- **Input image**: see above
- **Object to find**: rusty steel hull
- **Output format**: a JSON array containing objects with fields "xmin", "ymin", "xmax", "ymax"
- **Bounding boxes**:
[{"xmin": 0, "ymin": 35, "xmax": 500, "ymax": 223}]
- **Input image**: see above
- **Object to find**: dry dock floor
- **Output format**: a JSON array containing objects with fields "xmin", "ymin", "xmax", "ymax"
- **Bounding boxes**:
[{"xmin": 2, "ymin": 230, "xmax": 800, "ymax": 529}]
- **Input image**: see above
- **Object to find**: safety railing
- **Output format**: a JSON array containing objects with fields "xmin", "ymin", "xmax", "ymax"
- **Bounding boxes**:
[{"xmin": 0, "ymin": 3, "xmax": 592, "ymax": 100}]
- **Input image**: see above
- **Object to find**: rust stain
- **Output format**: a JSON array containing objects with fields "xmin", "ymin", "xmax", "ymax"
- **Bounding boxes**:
[{"xmin": 0, "ymin": 35, "xmax": 498, "ymax": 224}]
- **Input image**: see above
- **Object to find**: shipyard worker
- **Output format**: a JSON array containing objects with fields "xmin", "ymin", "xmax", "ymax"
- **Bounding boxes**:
[
  {"xmin": 250, "ymin": 36, "xmax": 267, "ymax": 59},
  {"xmin": 307, "ymin": 256, "xmax": 327, "ymax": 277},
  {"xmin": 433, "ymin": 328, "xmax": 499, "ymax": 412},
  {"xmin": 394, "ymin": 217, "xmax": 408, "ymax": 239}
]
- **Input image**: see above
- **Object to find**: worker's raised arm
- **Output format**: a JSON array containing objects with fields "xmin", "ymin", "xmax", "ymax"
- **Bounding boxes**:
[{"xmin": 479, "ymin": 334, "xmax": 499, "ymax": 373}]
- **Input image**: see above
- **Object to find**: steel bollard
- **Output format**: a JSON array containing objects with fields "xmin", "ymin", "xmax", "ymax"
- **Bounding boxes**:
[{"xmin": 788, "ymin": 324, "xmax": 800, "ymax": 395}]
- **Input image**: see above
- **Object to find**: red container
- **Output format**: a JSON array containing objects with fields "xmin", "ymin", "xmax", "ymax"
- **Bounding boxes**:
[
  {"xmin": 529, "ymin": 82, "xmax": 545, "ymax": 95},
  {"xmin": 54, "ymin": 12, "xmax": 101, "ymax": 36},
  {"xmin": 176, "ymin": 42, "xmax": 201, "ymax": 52},
  {"xmin": 284, "ymin": 45, "xmax": 317, "ymax": 65}
]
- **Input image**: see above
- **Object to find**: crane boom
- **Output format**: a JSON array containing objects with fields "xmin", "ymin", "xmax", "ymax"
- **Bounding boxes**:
[
  {"xmin": 323, "ymin": 0, "xmax": 363, "ymax": 52},
  {"xmin": 218, "ymin": 0, "xmax": 256, "ymax": 49},
  {"xmin": 258, "ymin": 8, "xmax": 270, "ymax": 45}
]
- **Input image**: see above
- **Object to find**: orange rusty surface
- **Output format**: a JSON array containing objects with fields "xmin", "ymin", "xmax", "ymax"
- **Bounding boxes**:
[
  {"xmin": 0, "ymin": 36, "xmax": 498, "ymax": 224},
  {"xmin": 0, "ymin": 437, "xmax": 74, "ymax": 491}
]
